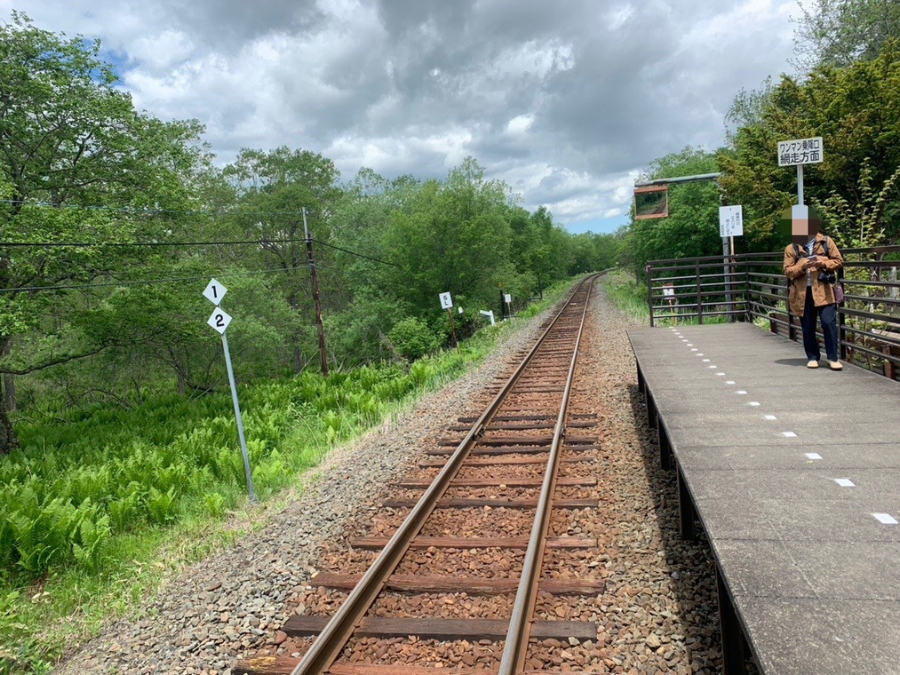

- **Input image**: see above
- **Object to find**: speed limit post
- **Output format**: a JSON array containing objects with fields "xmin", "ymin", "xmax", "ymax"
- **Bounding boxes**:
[{"xmin": 204, "ymin": 279, "xmax": 256, "ymax": 503}]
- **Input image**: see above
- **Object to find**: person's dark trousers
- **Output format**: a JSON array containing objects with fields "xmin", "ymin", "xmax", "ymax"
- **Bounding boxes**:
[{"xmin": 801, "ymin": 287, "xmax": 839, "ymax": 362}]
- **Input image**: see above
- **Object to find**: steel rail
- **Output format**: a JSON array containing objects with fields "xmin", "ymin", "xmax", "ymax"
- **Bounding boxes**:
[
  {"xmin": 289, "ymin": 275, "xmax": 598, "ymax": 675},
  {"xmin": 498, "ymin": 276, "xmax": 595, "ymax": 675}
]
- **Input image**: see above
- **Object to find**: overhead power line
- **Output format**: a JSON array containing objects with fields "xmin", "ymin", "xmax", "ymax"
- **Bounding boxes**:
[
  {"xmin": 313, "ymin": 240, "xmax": 400, "ymax": 267},
  {"xmin": 0, "ymin": 237, "xmax": 305, "ymax": 248},
  {"xmin": 0, "ymin": 264, "xmax": 313, "ymax": 295},
  {"xmin": 0, "ymin": 237, "xmax": 399, "ymax": 266},
  {"xmin": 0, "ymin": 199, "xmax": 313, "ymax": 218}
]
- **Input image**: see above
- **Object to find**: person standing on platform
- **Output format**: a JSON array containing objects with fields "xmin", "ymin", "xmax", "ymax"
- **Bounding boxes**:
[{"xmin": 782, "ymin": 208, "xmax": 844, "ymax": 370}]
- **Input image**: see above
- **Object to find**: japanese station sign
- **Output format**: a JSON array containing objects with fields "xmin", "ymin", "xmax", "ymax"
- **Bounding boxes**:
[
  {"xmin": 719, "ymin": 205, "xmax": 743, "ymax": 238},
  {"xmin": 777, "ymin": 137, "xmax": 824, "ymax": 167}
]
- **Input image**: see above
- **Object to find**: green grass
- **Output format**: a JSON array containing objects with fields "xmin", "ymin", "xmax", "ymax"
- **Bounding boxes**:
[
  {"xmin": 0, "ymin": 278, "xmax": 576, "ymax": 674},
  {"xmin": 601, "ymin": 270, "xmax": 732, "ymax": 327},
  {"xmin": 601, "ymin": 270, "xmax": 650, "ymax": 323}
]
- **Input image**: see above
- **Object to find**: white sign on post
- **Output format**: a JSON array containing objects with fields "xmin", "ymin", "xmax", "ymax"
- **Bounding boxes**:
[
  {"xmin": 203, "ymin": 278, "xmax": 227, "ymax": 305},
  {"xmin": 439, "ymin": 292, "xmax": 453, "ymax": 309},
  {"xmin": 202, "ymin": 278, "xmax": 255, "ymax": 503},
  {"xmin": 777, "ymin": 137, "xmax": 824, "ymax": 167},
  {"xmin": 504, "ymin": 294, "xmax": 511, "ymax": 303},
  {"xmin": 719, "ymin": 205, "xmax": 743, "ymax": 237},
  {"xmin": 207, "ymin": 307, "xmax": 233, "ymax": 334}
]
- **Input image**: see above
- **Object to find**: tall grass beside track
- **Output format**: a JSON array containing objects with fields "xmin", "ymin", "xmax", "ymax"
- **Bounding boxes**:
[
  {"xmin": 601, "ymin": 270, "xmax": 651, "ymax": 324},
  {"xmin": 0, "ymin": 277, "xmax": 579, "ymax": 674}
]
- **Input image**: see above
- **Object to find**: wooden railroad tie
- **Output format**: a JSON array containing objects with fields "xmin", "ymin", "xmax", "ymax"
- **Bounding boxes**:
[
  {"xmin": 418, "ymin": 456, "xmax": 590, "ymax": 468},
  {"xmin": 382, "ymin": 497, "xmax": 599, "ymax": 509},
  {"xmin": 236, "ymin": 650, "xmax": 609, "ymax": 675},
  {"xmin": 428, "ymin": 445, "xmax": 599, "ymax": 456},
  {"xmin": 349, "ymin": 536, "xmax": 596, "ymax": 550},
  {"xmin": 438, "ymin": 435, "xmax": 597, "ymax": 447},
  {"xmin": 397, "ymin": 476, "xmax": 597, "ymax": 489},
  {"xmin": 309, "ymin": 572, "xmax": 605, "ymax": 596},
  {"xmin": 282, "ymin": 615, "xmax": 598, "ymax": 641}
]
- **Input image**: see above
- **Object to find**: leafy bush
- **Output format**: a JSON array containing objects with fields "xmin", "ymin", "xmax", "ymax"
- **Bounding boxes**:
[{"xmin": 388, "ymin": 317, "xmax": 440, "ymax": 361}]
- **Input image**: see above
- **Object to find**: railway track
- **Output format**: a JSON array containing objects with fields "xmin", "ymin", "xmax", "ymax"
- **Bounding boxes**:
[{"xmin": 236, "ymin": 275, "xmax": 605, "ymax": 674}]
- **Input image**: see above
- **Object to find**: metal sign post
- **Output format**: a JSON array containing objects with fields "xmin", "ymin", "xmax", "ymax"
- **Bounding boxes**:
[
  {"xmin": 439, "ymin": 292, "xmax": 458, "ymax": 348},
  {"xmin": 719, "ymin": 206, "xmax": 743, "ymax": 321},
  {"xmin": 205, "ymin": 279, "xmax": 256, "ymax": 503}
]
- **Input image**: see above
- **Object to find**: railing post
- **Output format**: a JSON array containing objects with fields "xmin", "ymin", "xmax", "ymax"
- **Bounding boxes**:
[
  {"xmin": 647, "ymin": 265, "xmax": 655, "ymax": 327},
  {"xmin": 786, "ymin": 277, "xmax": 795, "ymax": 341},
  {"xmin": 838, "ymin": 266, "xmax": 847, "ymax": 361},
  {"xmin": 696, "ymin": 260, "xmax": 703, "ymax": 325},
  {"xmin": 743, "ymin": 259, "xmax": 751, "ymax": 322}
]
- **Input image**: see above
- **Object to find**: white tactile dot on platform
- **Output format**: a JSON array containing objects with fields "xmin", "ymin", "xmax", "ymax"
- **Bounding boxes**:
[
  {"xmin": 764, "ymin": 415, "xmax": 777, "ymax": 420},
  {"xmin": 781, "ymin": 431, "xmax": 797, "ymax": 438},
  {"xmin": 703, "ymin": 359, "xmax": 710, "ymax": 362},
  {"xmin": 716, "ymin": 373, "xmax": 726, "ymax": 376},
  {"xmin": 873, "ymin": 513, "xmax": 899, "ymax": 525},
  {"xmin": 737, "ymin": 391, "xmax": 748, "ymax": 395},
  {"xmin": 834, "ymin": 478, "xmax": 855, "ymax": 487},
  {"xmin": 805, "ymin": 453, "xmax": 822, "ymax": 460},
  {"xmin": 748, "ymin": 401, "xmax": 760, "ymax": 406},
  {"xmin": 726, "ymin": 380, "xmax": 735, "ymax": 385}
]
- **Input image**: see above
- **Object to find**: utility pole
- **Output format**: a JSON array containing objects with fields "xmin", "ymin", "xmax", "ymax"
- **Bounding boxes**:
[{"xmin": 304, "ymin": 208, "xmax": 329, "ymax": 376}]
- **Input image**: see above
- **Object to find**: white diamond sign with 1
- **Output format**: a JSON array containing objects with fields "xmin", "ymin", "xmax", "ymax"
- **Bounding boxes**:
[{"xmin": 203, "ymin": 278, "xmax": 227, "ymax": 305}]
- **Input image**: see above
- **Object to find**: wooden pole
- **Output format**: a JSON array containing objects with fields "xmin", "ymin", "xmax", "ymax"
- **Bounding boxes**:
[
  {"xmin": 447, "ymin": 308, "xmax": 459, "ymax": 348},
  {"xmin": 304, "ymin": 208, "xmax": 329, "ymax": 376}
]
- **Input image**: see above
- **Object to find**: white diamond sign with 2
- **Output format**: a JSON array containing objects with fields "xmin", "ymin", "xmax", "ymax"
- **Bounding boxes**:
[{"xmin": 207, "ymin": 307, "xmax": 232, "ymax": 335}]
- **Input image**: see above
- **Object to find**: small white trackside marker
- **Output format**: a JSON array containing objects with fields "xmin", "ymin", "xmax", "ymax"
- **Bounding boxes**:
[
  {"xmin": 726, "ymin": 380, "xmax": 735, "ymax": 384},
  {"xmin": 873, "ymin": 513, "xmax": 898, "ymax": 525},
  {"xmin": 781, "ymin": 431, "xmax": 797, "ymax": 438},
  {"xmin": 717, "ymin": 373, "xmax": 726, "ymax": 376},
  {"xmin": 805, "ymin": 453, "xmax": 822, "ymax": 460},
  {"xmin": 737, "ymin": 391, "xmax": 748, "ymax": 395},
  {"xmin": 709, "ymin": 365, "xmax": 717, "ymax": 369},
  {"xmin": 687, "ymin": 343, "xmax": 693, "ymax": 346},
  {"xmin": 748, "ymin": 401, "xmax": 760, "ymax": 406},
  {"xmin": 834, "ymin": 478, "xmax": 855, "ymax": 487},
  {"xmin": 703, "ymin": 359, "xmax": 710, "ymax": 363},
  {"xmin": 764, "ymin": 415, "xmax": 777, "ymax": 420},
  {"xmin": 691, "ymin": 348, "xmax": 698, "ymax": 352}
]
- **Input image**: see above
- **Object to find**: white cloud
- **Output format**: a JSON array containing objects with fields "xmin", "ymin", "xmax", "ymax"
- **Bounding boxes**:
[{"xmin": 4, "ymin": 0, "xmax": 799, "ymax": 231}]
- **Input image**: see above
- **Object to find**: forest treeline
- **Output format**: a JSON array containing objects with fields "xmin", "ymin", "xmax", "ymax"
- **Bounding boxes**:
[
  {"xmin": 619, "ymin": 0, "xmax": 900, "ymax": 277},
  {"xmin": 0, "ymin": 14, "xmax": 621, "ymax": 455}
]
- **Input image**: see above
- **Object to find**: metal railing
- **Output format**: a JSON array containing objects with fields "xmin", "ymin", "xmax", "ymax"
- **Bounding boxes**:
[{"xmin": 646, "ymin": 245, "xmax": 900, "ymax": 380}]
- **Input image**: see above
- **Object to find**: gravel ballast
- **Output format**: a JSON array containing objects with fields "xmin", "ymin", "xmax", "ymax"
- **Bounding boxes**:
[{"xmin": 55, "ymin": 280, "xmax": 725, "ymax": 675}]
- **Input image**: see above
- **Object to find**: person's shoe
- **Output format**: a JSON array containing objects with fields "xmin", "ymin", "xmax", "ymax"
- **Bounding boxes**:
[
  {"xmin": 828, "ymin": 360, "xmax": 843, "ymax": 371},
  {"xmin": 807, "ymin": 360, "xmax": 819, "ymax": 369}
]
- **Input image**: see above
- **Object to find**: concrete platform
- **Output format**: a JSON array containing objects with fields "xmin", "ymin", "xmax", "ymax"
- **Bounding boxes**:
[{"xmin": 628, "ymin": 323, "xmax": 900, "ymax": 675}]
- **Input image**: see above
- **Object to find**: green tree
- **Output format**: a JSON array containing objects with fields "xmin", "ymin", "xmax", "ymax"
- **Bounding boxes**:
[
  {"xmin": 222, "ymin": 147, "xmax": 341, "ymax": 372},
  {"xmin": 0, "ymin": 14, "xmax": 205, "ymax": 453},
  {"xmin": 383, "ymin": 158, "xmax": 514, "ymax": 319},
  {"xmin": 794, "ymin": 0, "xmax": 900, "ymax": 67}
]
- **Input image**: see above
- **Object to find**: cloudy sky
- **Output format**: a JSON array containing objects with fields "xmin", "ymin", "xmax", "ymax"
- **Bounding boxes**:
[{"xmin": 4, "ymin": 0, "xmax": 802, "ymax": 233}]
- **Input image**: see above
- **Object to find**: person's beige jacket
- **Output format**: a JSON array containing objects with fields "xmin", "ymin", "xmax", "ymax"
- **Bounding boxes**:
[{"xmin": 783, "ymin": 232, "xmax": 844, "ymax": 316}]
